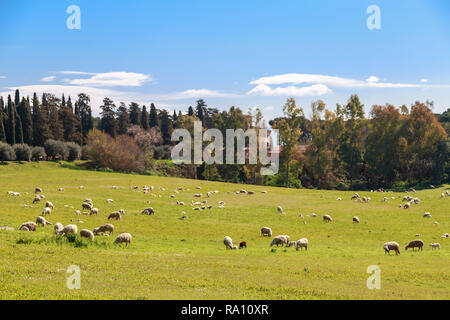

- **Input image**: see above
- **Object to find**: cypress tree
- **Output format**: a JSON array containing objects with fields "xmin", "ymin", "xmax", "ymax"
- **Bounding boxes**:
[
  {"xmin": 0, "ymin": 97, "xmax": 5, "ymax": 142},
  {"xmin": 129, "ymin": 102, "xmax": 141, "ymax": 126},
  {"xmin": 149, "ymin": 103, "xmax": 158, "ymax": 128},
  {"xmin": 188, "ymin": 106, "xmax": 194, "ymax": 116},
  {"xmin": 6, "ymin": 95, "xmax": 16, "ymax": 145},
  {"xmin": 14, "ymin": 89, "xmax": 20, "ymax": 106},
  {"xmin": 17, "ymin": 97, "xmax": 33, "ymax": 145},
  {"xmin": 141, "ymin": 105, "xmax": 149, "ymax": 130},
  {"xmin": 15, "ymin": 111, "xmax": 24, "ymax": 144},
  {"xmin": 100, "ymin": 97, "xmax": 117, "ymax": 137},
  {"xmin": 117, "ymin": 102, "xmax": 131, "ymax": 135},
  {"xmin": 173, "ymin": 110, "xmax": 178, "ymax": 121}
]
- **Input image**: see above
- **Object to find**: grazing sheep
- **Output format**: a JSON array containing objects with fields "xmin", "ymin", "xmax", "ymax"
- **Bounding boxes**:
[
  {"xmin": 90, "ymin": 208, "xmax": 99, "ymax": 216},
  {"xmin": 311, "ymin": 213, "xmax": 317, "ymax": 218},
  {"xmin": 35, "ymin": 187, "xmax": 43, "ymax": 193},
  {"xmin": 19, "ymin": 222, "xmax": 37, "ymax": 232},
  {"xmin": 296, "ymin": 238, "xmax": 309, "ymax": 251},
  {"xmin": 141, "ymin": 207, "xmax": 155, "ymax": 215},
  {"xmin": 336, "ymin": 197, "xmax": 342, "ymax": 201},
  {"xmin": 93, "ymin": 224, "xmax": 114, "ymax": 235},
  {"xmin": 351, "ymin": 193, "xmax": 360, "ymax": 200},
  {"xmin": 57, "ymin": 188, "xmax": 64, "ymax": 192},
  {"xmin": 405, "ymin": 239, "xmax": 424, "ymax": 251},
  {"xmin": 114, "ymin": 233, "xmax": 132, "ymax": 246},
  {"xmin": 80, "ymin": 229, "xmax": 95, "ymax": 241},
  {"xmin": 261, "ymin": 227, "xmax": 273, "ymax": 237},
  {"xmin": 108, "ymin": 211, "xmax": 122, "ymax": 221},
  {"xmin": 239, "ymin": 241, "xmax": 247, "ymax": 249},
  {"xmin": 270, "ymin": 235, "xmax": 288, "ymax": 247},
  {"xmin": 224, "ymin": 236, "xmax": 234, "ymax": 250},
  {"xmin": 353, "ymin": 216, "xmax": 360, "ymax": 223},
  {"xmin": 277, "ymin": 206, "xmax": 284, "ymax": 214},
  {"xmin": 247, "ymin": 191, "xmax": 255, "ymax": 195},
  {"xmin": 82, "ymin": 202, "xmax": 93, "ymax": 210},
  {"xmin": 404, "ymin": 203, "xmax": 411, "ymax": 209},
  {"xmin": 60, "ymin": 224, "xmax": 78, "ymax": 236},
  {"xmin": 106, "ymin": 199, "xmax": 114, "ymax": 203},
  {"xmin": 42, "ymin": 207, "xmax": 52, "ymax": 216},
  {"xmin": 54, "ymin": 223, "xmax": 64, "ymax": 235},
  {"xmin": 36, "ymin": 216, "xmax": 52, "ymax": 227},
  {"xmin": 45, "ymin": 201, "xmax": 54, "ymax": 209},
  {"xmin": 429, "ymin": 243, "xmax": 441, "ymax": 250},
  {"xmin": 382, "ymin": 197, "xmax": 388, "ymax": 202},
  {"xmin": 323, "ymin": 215, "xmax": 333, "ymax": 222},
  {"xmin": 413, "ymin": 198, "xmax": 420, "ymax": 204},
  {"xmin": 32, "ymin": 196, "xmax": 41, "ymax": 204},
  {"xmin": 383, "ymin": 242, "xmax": 400, "ymax": 255},
  {"xmin": 441, "ymin": 233, "xmax": 449, "ymax": 238},
  {"xmin": 423, "ymin": 212, "xmax": 432, "ymax": 218}
]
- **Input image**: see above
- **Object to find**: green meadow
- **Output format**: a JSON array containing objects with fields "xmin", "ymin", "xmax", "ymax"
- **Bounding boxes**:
[{"xmin": 0, "ymin": 162, "xmax": 448, "ymax": 300}]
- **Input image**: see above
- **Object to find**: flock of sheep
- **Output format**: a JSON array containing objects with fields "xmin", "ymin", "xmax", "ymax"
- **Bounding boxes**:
[{"xmin": 4, "ymin": 183, "xmax": 449, "ymax": 256}]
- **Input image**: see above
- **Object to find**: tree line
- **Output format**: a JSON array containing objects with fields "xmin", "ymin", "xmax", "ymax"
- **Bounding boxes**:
[{"xmin": 0, "ymin": 89, "xmax": 448, "ymax": 189}]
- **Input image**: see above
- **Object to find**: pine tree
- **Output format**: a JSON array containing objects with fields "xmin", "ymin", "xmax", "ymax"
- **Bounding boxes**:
[
  {"xmin": 129, "ymin": 102, "xmax": 141, "ymax": 126},
  {"xmin": 46, "ymin": 94, "xmax": 63, "ymax": 140},
  {"xmin": 0, "ymin": 97, "xmax": 6, "ymax": 142},
  {"xmin": 117, "ymin": 102, "xmax": 131, "ymax": 135},
  {"xmin": 188, "ymin": 106, "xmax": 194, "ymax": 116},
  {"xmin": 173, "ymin": 110, "xmax": 178, "ymax": 121},
  {"xmin": 14, "ymin": 89, "xmax": 20, "ymax": 107},
  {"xmin": 141, "ymin": 105, "xmax": 149, "ymax": 130},
  {"xmin": 61, "ymin": 94, "xmax": 66, "ymax": 107},
  {"xmin": 159, "ymin": 109, "xmax": 172, "ymax": 145},
  {"xmin": 76, "ymin": 93, "xmax": 93, "ymax": 144},
  {"xmin": 195, "ymin": 99, "xmax": 206, "ymax": 123},
  {"xmin": 100, "ymin": 97, "xmax": 117, "ymax": 137},
  {"xmin": 149, "ymin": 103, "xmax": 158, "ymax": 128}
]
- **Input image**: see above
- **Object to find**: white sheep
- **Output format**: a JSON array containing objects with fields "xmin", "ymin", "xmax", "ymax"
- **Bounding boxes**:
[
  {"xmin": 35, "ymin": 187, "xmax": 43, "ymax": 193},
  {"xmin": 383, "ymin": 241, "xmax": 400, "ymax": 255},
  {"xmin": 353, "ymin": 216, "xmax": 360, "ymax": 223},
  {"xmin": 423, "ymin": 212, "xmax": 432, "ymax": 218},
  {"xmin": 106, "ymin": 199, "xmax": 114, "ymax": 203},
  {"xmin": 141, "ymin": 207, "xmax": 155, "ymax": 215},
  {"xmin": 270, "ymin": 235, "xmax": 288, "ymax": 247},
  {"xmin": 80, "ymin": 229, "xmax": 95, "ymax": 241},
  {"xmin": 90, "ymin": 208, "xmax": 99, "ymax": 216},
  {"xmin": 114, "ymin": 233, "xmax": 132, "ymax": 246},
  {"xmin": 60, "ymin": 224, "xmax": 78, "ymax": 236},
  {"xmin": 224, "ymin": 236, "xmax": 234, "ymax": 250},
  {"xmin": 323, "ymin": 215, "xmax": 333, "ymax": 222},
  {"xmin": 42, "ymin": 207, "xmax": 52, "ymax": 216},
  {"xmin": 296, "ymin": 238, "xmax": 309, "ymax": 251},
  {"xmin": 429, "ymin": 243, "xmax": 440, "ymax": 250},
  {"xmin": 93, "ymin": 224, "xmax": 114, "ymax": 235},
  {"xmin": 54, "ymin": 223, "xmax": 64, "ymax": 235},
  {"xmin": 277, "ymin": 206, "xmax": 284, "ymax": 214},
  {"xmin": 108, "ymin": 211, "xmax": 122, "ymax": 220},
  {"xmin": 36, "ymin": 216, "xmax": 52, "ymax": 227},
  {"xmin": 19, "ymin": 222, "xmax": 37, "ymax": 232},
  {"xmin": 45, "ymin": 201, "xmax": 54, "ymax": 209}
]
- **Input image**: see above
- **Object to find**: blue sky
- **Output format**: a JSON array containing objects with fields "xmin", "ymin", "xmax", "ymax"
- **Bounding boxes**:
[{"xmin": 1, "ymin": 0, "xmax": 450, "ymax": 119}]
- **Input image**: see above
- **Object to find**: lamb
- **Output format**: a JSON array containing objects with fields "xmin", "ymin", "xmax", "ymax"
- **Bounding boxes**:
[
  {"xmin": 429, "ymin": 243, "xmax": 441, "ymax": 250},
  {"xmin": 114, "ymin": 233, "xmax": 132, "ymax": 246},
  {"xmin": 277, "ymin": 206, "xmax": 284, "ymax": 214},
  {"xmin": 239, "ymin": 241, "xmax": 247, "ymax": 249},
  {"xmin": 323, "ymin": 215, "xmax": 333, "ymax": 222},
  {"xmin": 296, "ymin": 238, "xmax": 309, "ymax": 251},
  {"xmin": 383, "ymin": 241, "xmax": 400, "ymax": 255},
  {"xmin": 404, "ymin": 203, "xmax": 411, "ymax": 209},
  {"xmin": 287, "ymin": 241, "xmax": 297, "ymax": 248},
  {"xmin": 93, "ymin": 224, "xmax": 114, "ymax": 235},
  {"xmin": 60, "ymin": 224, "xmax": 78, "ymax": 236},
  {"xmin": 261, "ymin": 227, "xmax": 273, "ymax": 237},
  {"xmin": 90, "ymin": 208, "xmax": 99, "ymax": 216},
  {"xmin": 224, "ymin": 236, "xmax": 234, "ymax": 250},
  {"xmin": 141, "ymin": 207, "xmax": 155, "ymax": 215},
  {"xmin": 270, "ymin": 235, "xmax": 288, "ymax": 247},
  {"xmin": 45, "ymin": 201, "xmax": 54, "ymax": 209},
  {"xmin": 80, "ymin": 229, "xmax": 95, "ymax": 241},
  {"xmin": 353, "ymin": 216, "xmax": 360, "ymax": 223},
  {"xmin": 108, "ymin": 211, "xmax": 122, "ymax": 221},
  {"xmin": 54, "ymin": 223, "xmax": 64, "ymax": 235},
  {"xmin": 42, "ymin": 207, "xmax": 52, "ymax": 216},
  {"xmin": 36, "ymin": 216, "xmax": 52, "ymax": 227},
  {"xmin": 405, "ymin": 239, "xmax": 424, "ymax": 251},
  {"xmin": 19, "ymin": 222, "xmax": 37, "ymax": 232}
]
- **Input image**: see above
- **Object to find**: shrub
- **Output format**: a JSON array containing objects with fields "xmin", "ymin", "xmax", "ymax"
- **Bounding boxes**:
[
  {"xmin": 13, "ymin": 144, "xmax": 32, "ymax": 161},
  {"xmin": 0, "ymin": 142, "xmax": 16, "ymax": 161},
  {"xmin": 85, "ymin": 129, "xmax": 145, "ymax": 172},
  {"xmin": 152, "ymin": 145, "xmax": 172, "ymax": 160},
  {"xmin": 31, "ymin": 146, "xmax": 47, "ymax": 161},
  {"xmin": 66, "ymin": 142, "xmax": 82, "ymax": 161},
  {"xmin": 44, "ymin": 139, "xmax": 69, "ymax": 160}
]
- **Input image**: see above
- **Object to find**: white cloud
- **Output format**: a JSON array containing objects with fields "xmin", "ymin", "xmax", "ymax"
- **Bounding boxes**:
[
  {"xmin": 155, "ymin": 89, "xmax": 237, "ymax": 101},
  {"xmin": 62, "ymin": 72, "xmax": 151, "ymax": 87},
  {"xmin": 420, "ymin": 78, "xmax": 429, "ymax": 83},
  {"xmin": 249, "ymin": 73, "xmax": 423, "ymax": 90},
  {"xmin": 366, "ymin": 76, "xmax": 379, "ymax": 83},
  {"xmin": 247, "ymin": 84, "xmax": 332, "ymax": 97},
  {"xmin": 40, "ymin": 76, "xmax": 56, "ymax": 82},
  {"xmin": 0, "ymin": 76, "xmax": 6, "ymax": 79}
]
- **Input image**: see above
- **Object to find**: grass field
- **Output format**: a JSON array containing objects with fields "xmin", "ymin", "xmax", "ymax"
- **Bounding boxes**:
[{"xmin": 0, "ymin": 162, "xmax": 448, "ymax": 300}]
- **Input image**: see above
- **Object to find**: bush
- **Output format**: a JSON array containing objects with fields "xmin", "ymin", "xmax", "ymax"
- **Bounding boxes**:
[
  {"xmin": 0, "ymin": 142, "xmax": 16, "ymax": 161},
  {"xmin": 44, "ymin": 139, "xmax": 69, "ymax": 160},
  {"xmin": 31, "ymin": 146, "xmax": 47, "ymax": 161},
  {"xmin": 152, "ymin": 145, "xmax": 172, "ymax": 160},
  {"xmin": 13, "ymin": 144, "xmax": 32, "ymax": 161},
  {"xmin": 66, "ymin": 142, "xmax": 82, "ymax": 161},
  {"xmin": 85, "ymin": 129, "xmax": 145, "ymax": 173}
]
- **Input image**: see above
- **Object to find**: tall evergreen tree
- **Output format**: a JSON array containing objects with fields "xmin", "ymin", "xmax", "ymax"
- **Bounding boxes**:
[
  {"xmin": 14, "ymin": 89, "xmax": 20, "ymax": 107},
  {"xmin": 6, "ymin": 95, "xmax": 16, "ymax": 145},
  {"xmin": 117, "ymin": 102, "xmax": 131, "ymax": 135},
  {"xmin": 173, "ymin": 110, "xmax": 178, "ymax": 121},
  {"xmin": 195, "ymin": 99, "xmax": 206, "ymax": 123},
  {"xmin": 0, "ymin": 97, "xmax": 6, "ymax": 142},
  {"xmin": 129, "ymin": 102, "xmax": 141, "ymax": 126},
  {"xmin": 17, "ymin": 97, "xmax": 33, "ymax": 145},
  {"xmin": 149, "ymin": 103, "xmax": 158, "ymax": 127},
  {"xmin": 76, "ymin": 93, "xmax": 93, "ymax": 144},
  {"xmin": 100, "ymin": 97, "xmax": 117, "ymax": 137},
  {"xmin": 188, "ymin": 106, "xmax": 194, "ymax": 116},
  {"xmin": 45, "ymin": 94, "xmax": 63, "ymax": 140},
  {"xmin": 159, "ymin": 109, "xmax": 172, "ymax": 145},
  {"xmin": 15, "ymin": 111, "xmax": 24, "ymax": 144},
  {"xmin": 141, "ymin": 105, "xmax": 149, "ymax": 130}
]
